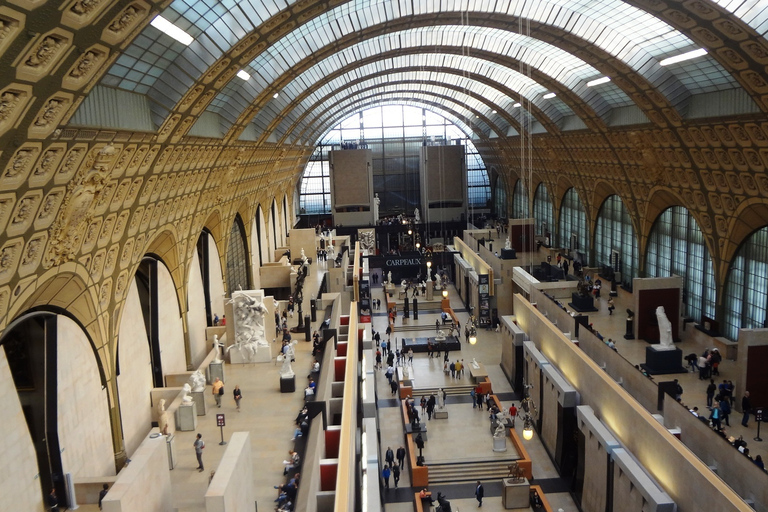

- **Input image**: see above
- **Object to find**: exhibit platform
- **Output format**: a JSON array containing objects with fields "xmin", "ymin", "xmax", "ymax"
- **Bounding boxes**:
[{"xmin": 401, "ymin": 336, "xmax": 462, "ymax": 353}]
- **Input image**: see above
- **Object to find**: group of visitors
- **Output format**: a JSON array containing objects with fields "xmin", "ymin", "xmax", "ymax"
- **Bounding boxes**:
[{"xmin": 381, "ymin": 445, "xmax": 407, "ymax": 489}]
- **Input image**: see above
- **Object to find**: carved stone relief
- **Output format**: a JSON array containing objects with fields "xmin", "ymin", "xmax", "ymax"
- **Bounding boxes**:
[
  {"xmin": 128, "ymin": 207, "xmax": 143, "ymax": 236},
  {"xmin": 0, "ymin": 238, "xmax": 24, "ymax": 286},
  {"xmin": 133, "ymin": 234, "xmax": 145, "ymax": 263},
  {"xmin": 111, "ymin": 179, "xmax": 131, "ymax": 211},
  {"xmin": 62, "ymin": 0, "xmax": 110, "ymax": 28},
  {"xmin": 140, "ymin": 205, "xmax": 153, "ymax": 230},
  {"xmin": 104, "ymin": 244, "xmax": 118, "ymax": 276},
  {"xmin": 0, "ymin": 10, "xmax": 23, "ymax": 59},
  {"xmin": 99, "ymin": 278, "xmax": 112, "ymax": 308},
  {"xmin": 139, "ymin": 145, "xmax": 160, "ymax": 174},
  {"xmin": 94, "ymin": 180, "xmax": 117, "ymax": 215},
  {"xmin": 0, "ymin": 193, "xmax": 15, "ymax": 234},
  {"xmin": 90, "ymin": 249, "xmax": 105, "ymax": 281},
  {"xmin": 112, "ymin": 211, "xmax": 130, "ymax": 243},
  {"xmin": 17, "ymin": 31, "xmax": 71, "ymax": 81},
  {"xmin": 112, "ymin": 146, "xmax": 135, "ymax": 177},
  {"xmin": 55, "ymin": 144, "xmax": 88, "ymax": 184},
  {"xmin": 98, "ymin": 214, "xmax": 116, "ymax": 248},
  {"xmin": 80, "ymin": 217, "xmax": 102, "ymax": 253},
  {"xmin": 1, "ymin": 145, "xmax": 40, "ymax": 191},
  {"xmin": 114, "ymin": 269, "xmax": 128, "ymax": 301},
  {"xmin": 29, "ymin": 145, "xmax": 66, "ymax": 188},
  {"xmin": 139, "ymin": 175, "xmax": 156, "ymax": 204},
  {"xmin": 7, "ymin": 191, "xmax": 42, "ymax": 238},
  {"xmin": 150, "ymin": 201, "xmax": 163, "ymax": 227},
  {"xmin": 18, "ymin": 233, "xmax": 47, "ymax": 277},
  {"xmin": 45, "ymin": 144, "xmax": 117, "ymax": 266},
  {"xmin": 29, "ymin": 95, "xmax": 73, "ymax": 140},
  {"xmin": 120, "ymin": 239, "xmax": 133, "ymax": 269},
  {"xmin": 102, "ymin": 2, "xmax": 148, "ymax": 45}
]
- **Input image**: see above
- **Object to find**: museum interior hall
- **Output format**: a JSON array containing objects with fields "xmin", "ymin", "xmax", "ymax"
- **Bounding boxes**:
[{"xmin": 1, "ymin": 0, "xmax": 768, "ymax": 511}]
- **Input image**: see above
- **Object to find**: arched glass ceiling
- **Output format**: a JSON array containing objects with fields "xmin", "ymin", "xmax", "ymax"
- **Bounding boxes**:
[
  {"xmin": 712, "ymin": 0, "xmax": 768, "ymax": 37},
  {"xmin": 271, "ymin": 68, "xmax": 542, "ymax": 140},
  {"xmin": 101, "ymin": 0, "xmax": 743, "ymax": 127},
  {"xmin": 299, "ymin": 91, "xmax": 497, "ymax": 142}
]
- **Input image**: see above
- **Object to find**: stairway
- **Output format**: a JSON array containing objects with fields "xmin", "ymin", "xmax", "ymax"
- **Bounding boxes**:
[
  {"xmin": 412, "ymin": 384, "xmax": 475, "ymax": 397},
  {"xmin": 427, "ymin": 459, "xmax": 519, "ymax": 484}
]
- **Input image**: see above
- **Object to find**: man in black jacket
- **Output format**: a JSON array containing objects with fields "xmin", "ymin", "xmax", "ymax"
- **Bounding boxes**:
[{"xmin": 742, "ymin": 391, "xmax": 752, "ymax": 427}]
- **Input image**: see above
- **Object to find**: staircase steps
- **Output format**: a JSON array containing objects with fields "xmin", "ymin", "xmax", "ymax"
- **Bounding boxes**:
[
  {"xmin": 411, "ymin": 384, "xmax": 475, "ymax": 397},
  {"xmin": 427, "ymin": 459, "xmax": 519, "ymax": 484}
]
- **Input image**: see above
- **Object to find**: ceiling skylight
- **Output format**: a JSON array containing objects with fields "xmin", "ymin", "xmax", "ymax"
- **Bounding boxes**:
[
  {"xmin": 587, "ymin": 76, "xmax": 611, "ymax": 87},
  {"xmin": 659, "ymin": 48, "xmax": 707, "ymax": 66},
  {"xmin": 150, "ymin": 15, "xmax": 193, "ymax": 46}
]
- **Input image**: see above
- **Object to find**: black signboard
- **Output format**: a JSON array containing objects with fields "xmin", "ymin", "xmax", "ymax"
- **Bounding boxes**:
[
  {"xmin": 478, "ymin": 274, "xmax": 491, "ymax": 327},
  {"xmin": 216, "ymin": 413, "xmax": 225, "ymax": 427}
]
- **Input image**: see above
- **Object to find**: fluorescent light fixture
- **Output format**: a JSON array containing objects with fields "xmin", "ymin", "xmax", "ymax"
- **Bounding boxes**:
[
  {"xmin": 587, "ymin": 76, "xmax": 611, "ymax": 87},
  {"xmin": 513, "ymin": 103, "xmax": 521, "ymax": 108},
  {"xmin": 273, "ymin": 92, "xmax": 279, "ymax": 99},
  {"xmin": 660, "ymin": 48, "xmax": 707, "ymax": 66},
  {"xmin": 542, "ymin": 92, "xmax": 556, "ymax": 99},
  {"xmin": 150, "ymin": 15, "xmax": 193, "ymax": 46},
  {"xmin": 492, "ymin": 110, "xmax": 497, "ymax": 114},
  {"xmin": 236, "ymin": 70, "xmax": 250, "ymax": 81}
]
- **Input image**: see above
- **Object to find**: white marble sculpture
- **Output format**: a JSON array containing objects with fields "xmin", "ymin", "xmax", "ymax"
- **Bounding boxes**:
[
  {"xmin": 227, "ymin": 290, "xmax": 269, "ymax": 363},
  {"xmin": 505, "ymin": 238, "xmax": 511, "ymax": 250},
  {"xmin": 471, "ymin": 358, "xmax": 480, "ymax": 369},
  {"xmin": 181, "ymin": 383, "xmax": 193, "ymax": 403},
  {"xmin": 434, "ymin": 273, "xmax": 442, "ymax": 290},
  {"xmin": 189, "ymin": 370, "xmax": 206, "ymax": 392},
  {"xmin": 157, "ymin": 399, "xmax": 170, "ymax": 435},
  {"xmin": 437, "ymin": 388, "xmax": 445, "ymax": 409},
  {"xmin": 387, "ymin": 271, "xmax": 392, "ymax": 284},
  {"xmin": 436, "ymin": 330, "xmax": 446, "ymax": 340},
  {"xmin": 656, "ymin": 306, "xmax": 674, "ymax": 349},
  {"xmin": 212, "ymin": 334, "xmax": 223, "ymax": 363},
  {"xmin": 493, "ymin": 420, "xmax": 506, "ymax": 439},
  {"xmin": 414, "ymin": 207, "xmax": 420, "ymax": 223},
  {"xmin": 278, "ymin": 343, "xmax": 296, "ymax": 378},
  {"xmin": 401, "ymin": 279, "xmax": 407, "ymax": 291},
  {"xmin": 373, "ymin": 193, "xmax": 381, "ymax": 221},
  {"xmin": 301, "ymin": 247, "xmax": 307, "ymax": 261}
]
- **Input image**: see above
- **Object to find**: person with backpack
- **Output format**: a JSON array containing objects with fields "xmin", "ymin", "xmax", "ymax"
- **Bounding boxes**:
[
  {"xmin": 212, "ymin": 377, "xmax": 224, "ymax": 408},
  {"xmin": 719, "ymin": 396, "xmax": 731, "ymax": 426}
]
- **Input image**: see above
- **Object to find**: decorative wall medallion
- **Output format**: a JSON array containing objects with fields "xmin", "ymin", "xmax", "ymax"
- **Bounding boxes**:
[
  {"xmin": 112, "ymin": 210, "xmax": 130, "ymax": 242},
  {"xmin": 114, "ymin": 269, "xmax": 128, "ymax": 301},
  {"xmin": 62, "ymin": 0, "xmax": 110, "ymax": 28},
  {"xmin": 29, "ymin": 144, "xmax": 66, "ymax": 188},
  {"xmin": 90, "ymin": 249, "xmax": 105, "ymax": 280},
  {"xmin": 0, "ymin": 238, "xmax": 23, "ymax": 286},
  {"xmin": 110, "ymin": 179, "xmax": 131, "ymax": 211},
  {"xmin": 128, "ymin": 207, "xmax": 143, "ymax": 236},
  {"xmin": 54, "ymin": 144, "xmax": 88, "ymax": 184},
  {"xmin": 0, "ymin": 9, "xmax": 24, "ymax": 60},
  {"xmin": 80, "ymin": 217, "xmax": 102, "ymax": 253},
  {"xmin": 120, "ymin": 239, "xmax": 133, "ymax": 269},
  {"xmin": 99, "ymin": 278, "xmax": 112, "ymax": 308},
  {"xmin": 29, "ymin": 93, "xmax": 74, "ymax": 139},
  {"xmin": 98, "ymin": 213, "xmax": 116, "ymax": 248},
  {"xmin": 18, "ymin": 233, "xmax": 47, "ymax": 277},
  {"xmin": 103, "ymin": 244, "xmax": 118, "ymax": 276}
]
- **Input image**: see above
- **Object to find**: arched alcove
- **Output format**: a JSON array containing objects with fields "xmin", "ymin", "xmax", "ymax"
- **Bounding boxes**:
[{"xmin": 226, "ymin": 214, "xmax": 251, "ymax": 293}]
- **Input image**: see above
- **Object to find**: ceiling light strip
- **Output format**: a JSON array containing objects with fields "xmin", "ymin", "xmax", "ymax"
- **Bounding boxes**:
[{"xmin": 150, "ymin": 15, "xmax": 193, "ymax": 46}]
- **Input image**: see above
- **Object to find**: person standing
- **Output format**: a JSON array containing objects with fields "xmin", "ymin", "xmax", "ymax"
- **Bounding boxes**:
[
  {"xmin": 392, "ymin": 462, "xmax": 401, "ymax": 487},
  {"xmin": 408, "ymin": 348, "xmax": 414, "ymax": 366},
  {"xmin": 475, "ymin": 480, "xmax": 484, "ymax": 507},
  {"xmin": 396, "ymin": 445, "xmax": 406, "ymax": 469},
  {"xmin": 742, "ymin": 391, "xmax": 752, "ymax": 427},
  {"xmin": 509, "ymin": 402, "xmax": 518, "ymax": 427},
  {"xmin": 450, "ymin": 360, "xmax": 456, "ymax": 379},
  {"xmin": 48, "ymin": 488, "xmax": 59, "ymax": 512},
  {"xmin": 673, "ymin": 379, "xmax": 683, "ymax": 401},
  {"xmin": 98, "ymin": 484, "xmax": 109, "ymax": 510},
  {"xmin": 719, "ymin": 396, "xmax": 731, "ymax": 426},
  {"xmin": 436, "ymin": 319, "xmax": 440, "ymax": 332},
  {"xmin": 385, "ymin": 446, "xmax": 395, "ymax": 468},
  {"xmin": 212, "ymin": 377, "xmax": 224, "ymax": 408},
  {"xmin": 706, "ymin": 379, "xmax": 716, "ymax": 408},
  {"xmin": 427, "ymin": 394, "xmax": 436, "ymax": 420},
  {"xmin": 382, "ymin": 465, "xmax": 391, "ymax": 489},
  {"xmin": 233, "ymin": 385, "xmax": 242, "ymax": 411},
  {"xmin": 194, "ymin": 433, "xmax": 205, "ymax": 472}
]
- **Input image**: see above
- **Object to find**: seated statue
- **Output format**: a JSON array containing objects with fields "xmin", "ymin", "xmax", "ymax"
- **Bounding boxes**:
[{"xmin": 181, "ymin": 383, "xmax": 193, "ymax": 403}]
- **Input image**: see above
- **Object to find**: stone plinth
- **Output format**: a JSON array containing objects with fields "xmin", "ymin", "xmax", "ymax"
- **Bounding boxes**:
[
  {"xmin": 175, "ymin": 403, "xmax": 197, "ymax": 431},
  {"xmin": 569, "ymin": 292, "xmax": 598, "ymax": 312},
  {"xmin": 190, "ymin": 391, "xmax": 206, "ymax": 416},
  {"xmin": 641, "ymin": 346, "xmax": 686, "ymax": 375},
  {"xmin": 434, "ymin": 410, "xmax": 448, "ymax": 419},
  {"xmin": 493, "ymin": 436, "xmax": 507, "ymax": 452},
  {"xmin": 404, "ymin": 423, "xmax": 428, "ymax": 441},
  {"xmin": 502, "ymin": 478, "xmax": 530, "ymax": 509},
  {"xmin": 229, "ymin": 344, "xmax": 271, "ymax": 364},
  {"xmin": 209, "ymin": 361, "xmax": 225, "ymax": 383},
  {"xmin": 280, "ymin": 376, "xmax": 295, "ymax": 393}
]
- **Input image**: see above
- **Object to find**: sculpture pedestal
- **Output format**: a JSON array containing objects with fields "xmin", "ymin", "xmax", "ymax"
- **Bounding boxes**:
[
  {"xmin": 493, "ymin": 436, "xmax": 507, "ymax": 452},
  {"xmin": 624, "ymin": 319, "xmax": 635, "ymax": 339},
  {"xmin": 404, "ymin": 423, "xmax": 428, "ymax": 441},
  {"xmin": 229, "ymin": 344, "xmax": 271, "ymax": 364},
  {"xmin": 426, "ymin": 286, "xmax": 434, "ymax": 301},
  {"xmin": 280, "ymin": 375, "xmax": 295, "ymax": 393},
  {"xmin": 502, "ymin": 478, "xmax": 530, "ymax": 509},
  {"xmin": 501, "ymin": 248, "xmax": 516, "ymax": 260},
  {"xmin": 641, "ymin": 346, "xmax": 686, "ymax": 375},
  {"xmin": 175, "ymin": 403, "xmax": 197, "ymax": 431},
  {"xmin": 209, "ymin": 361, "xmax": 225, "ymax": 383},
  {"xmin": 569, "ymin": 292, "xmax": 597, "ymax": 312},
  {"xmin": 190, "ymin": 391, "xmax": 206, "ymax": 416},
  {"xmin": 434, "ymin": 410, "xmax": 448, "ymax": 419}
]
